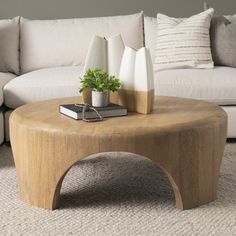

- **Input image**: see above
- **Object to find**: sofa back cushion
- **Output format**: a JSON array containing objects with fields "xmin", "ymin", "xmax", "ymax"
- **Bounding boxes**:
[
  {"xmin": 210, "ymin": 15, "xmax": 236, "ymax": 67},
  {"xmin": 203, "ymin": 3, "xmax": 236, "ymax": 67},
  {"xmin": 0, "ymin": 17, "xmax": 20, "ymax": 75},
  {"xmin": 144, "ymin": 16, "xmax": 156, "ymax": 62},
  {"xmin": 20, "ymin": 13, "xmax": 144, "ymax": 73}
]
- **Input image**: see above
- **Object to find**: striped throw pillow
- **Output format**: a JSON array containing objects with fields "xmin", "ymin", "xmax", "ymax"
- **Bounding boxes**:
[{"xmin": 154, "ymin": 9, "xmax": 214, "ymax": 71}]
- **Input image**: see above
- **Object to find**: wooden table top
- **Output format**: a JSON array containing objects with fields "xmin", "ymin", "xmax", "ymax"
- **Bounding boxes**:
[{"xmin": 11, "ymin": 96, "xmax": 227, "ymax": 136}]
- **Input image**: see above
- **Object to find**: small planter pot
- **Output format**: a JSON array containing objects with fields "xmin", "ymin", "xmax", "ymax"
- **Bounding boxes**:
[{"xmin": 92, "ymin": 91, "xmax": 109, "ymax": 107}]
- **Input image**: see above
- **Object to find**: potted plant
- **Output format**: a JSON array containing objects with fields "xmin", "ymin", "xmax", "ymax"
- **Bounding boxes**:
[{"xmin": 80, "ymin": 68, "xmax": 121, "ymax": 107}]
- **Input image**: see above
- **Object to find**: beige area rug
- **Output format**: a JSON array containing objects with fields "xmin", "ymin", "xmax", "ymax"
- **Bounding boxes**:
[{"xmin": 0, "ymin": 142, "xmax": 236, "ymax": 236}]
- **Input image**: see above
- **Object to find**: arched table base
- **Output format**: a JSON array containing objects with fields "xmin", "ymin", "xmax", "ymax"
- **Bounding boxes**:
[
  {"xmin": 11, "ymin": 123, "xmax": 226, "ymax": 210},
  {"xmin": 9, "ymin": 96, "xmax": 227, "ymax": 210}
]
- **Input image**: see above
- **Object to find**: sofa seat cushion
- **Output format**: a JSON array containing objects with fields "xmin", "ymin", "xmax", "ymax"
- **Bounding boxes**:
[
  {"xmin": 3, "ymin": 66, "xmax": 83, "ymax": 109},
  {"xmin": 0, "ymin": 72, "xmax": 16, "ymax": 106},
  {"xmin": 155, "ymin": 66, "xmax": 236, "ymax": 105}
]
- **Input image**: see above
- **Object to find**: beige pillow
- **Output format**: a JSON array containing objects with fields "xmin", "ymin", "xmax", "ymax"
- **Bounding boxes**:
[
  {"xmin": 20, "ymin": 13, "xmax": 144, "ymax": 73},
  {"xmin": 0, "ymin": 17, "xmax": 20, "ymax": 74},
  {"xmin": 155, "ymin": 9, "xmax": 214, "ymax": 71}
]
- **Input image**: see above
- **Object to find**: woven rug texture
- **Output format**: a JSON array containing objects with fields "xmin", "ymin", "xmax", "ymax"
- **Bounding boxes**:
[{"xmin": 0, "ymin": 143, "xmax": 236, "ymax": 235}]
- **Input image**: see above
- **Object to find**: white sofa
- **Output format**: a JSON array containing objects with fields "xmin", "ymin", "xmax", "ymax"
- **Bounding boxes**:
[
  {"xmin": 0, "ymin": 12, "xmax": 236, "ymax": 144},
  {"xmin": 0, "ymin": 73, "xmax": 17, "ymax": 143}
]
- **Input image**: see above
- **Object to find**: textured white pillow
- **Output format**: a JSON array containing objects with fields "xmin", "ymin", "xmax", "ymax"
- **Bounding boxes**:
[
  {"xmin": 0, "ymin": 17, "xmax": 20, "ymax": 74},
  {"xmin": 20, "ymin": 13, "xmax": 144, "ymax": 73},
  {"xmin": 144, "ymin": 16, "xmax": 156, "ymax": 62},
  {"xmin": 154, "ymin": 9, "xmax": 214, "ymax": 71}
]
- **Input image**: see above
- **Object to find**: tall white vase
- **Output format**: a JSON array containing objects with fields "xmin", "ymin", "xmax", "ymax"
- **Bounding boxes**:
[
  {"xmin": 82, "ymin": 34, "xmax": 125, "ymax": 105},
  {"xmin": 83, "ymin": 34, "xmax": 125, "ymax": 77},
  {"xmin": 135, "ymin": 48, "xmax": 154, "ymax": 93},
  {"xmin": 107, "ymin": 35, "xmax": 125, "ymax": 77},
  {"xmin": 119, "ymin": 47, "xmax": 136, "ymax": 90},
  {"xmin": 118, "ymin": 47, "xmax": 154, "ymax": 114},
  {"xmin": 83, "ymin": 35, "xmax": 107, "ymax": 73}
]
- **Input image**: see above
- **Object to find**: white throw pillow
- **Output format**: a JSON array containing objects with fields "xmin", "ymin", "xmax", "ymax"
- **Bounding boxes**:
[
  {"xmin": 154, "ymin": 9, "xmax": 214, "ymax": 71},
  {"xmin": 0, "ymin": 17, "xmax": 20, "ymax": 74},
  {"xmin": 20, "ymin": 13, "xmax": 144, "ymax": 73}
]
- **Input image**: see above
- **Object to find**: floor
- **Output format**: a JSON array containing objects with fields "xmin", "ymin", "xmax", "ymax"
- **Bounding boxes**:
[{"xmin": 0, "ymin": 141, "xmax": 236, "ymax": 235}]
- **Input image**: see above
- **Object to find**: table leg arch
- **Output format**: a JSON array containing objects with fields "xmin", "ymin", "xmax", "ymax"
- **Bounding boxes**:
[
  {"xmin": 14, "ymin": 153, "xmax": 186, "ymax": 210},
  {"xmin": 42, "ymin": 157, "xmax": 186, "ymax": 210},
  {"xmin": 50, "ymin": 147, "xmax": 224, "ymax": 211}
]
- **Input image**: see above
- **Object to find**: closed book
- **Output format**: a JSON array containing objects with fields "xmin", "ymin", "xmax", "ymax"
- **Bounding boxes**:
[{"xmin": 59, "ymin": 103, "xmax": 127, "ymax": 120}]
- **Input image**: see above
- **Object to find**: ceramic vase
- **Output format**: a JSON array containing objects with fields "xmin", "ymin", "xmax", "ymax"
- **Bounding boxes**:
[
  {"xmin": 82, "ymin": 34, "xmax": 125, "ymax": 104},
  {"xmin": 117, "ymin": 46, "xmax": 154, "ymax": 114},
  {"xmin": 92, "ymin": 91, "xmax": 109, "ymax": 107}
]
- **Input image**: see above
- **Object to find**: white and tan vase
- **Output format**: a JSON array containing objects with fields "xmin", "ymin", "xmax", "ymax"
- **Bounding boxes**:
[{"xmin": 115, "ymin": 46, "xmax": 154, "ymax": 114}]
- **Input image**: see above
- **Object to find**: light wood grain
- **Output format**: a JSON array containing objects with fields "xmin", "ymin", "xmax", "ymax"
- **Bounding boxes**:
[
  {"xmin": 83, "ymin": 89, "xmax": 154, "ymax": 114},
  {"xmin": 110, "ymin": 89, "xmax": 154, "ymax": 114},
  {"xmin": 10, "ymin": 96, "xmax": 227, "ymax": 210}
]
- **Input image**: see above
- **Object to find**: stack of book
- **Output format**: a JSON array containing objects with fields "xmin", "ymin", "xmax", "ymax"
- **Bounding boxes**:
[{"xmin": 59, "ymin": 103, "xmax": 127, "ymax": 120}]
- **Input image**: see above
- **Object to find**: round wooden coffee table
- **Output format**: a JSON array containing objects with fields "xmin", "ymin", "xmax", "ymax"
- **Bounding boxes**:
[{"xmin": 10, "ymin": 96, "xmax": 227, "ymax": 210}]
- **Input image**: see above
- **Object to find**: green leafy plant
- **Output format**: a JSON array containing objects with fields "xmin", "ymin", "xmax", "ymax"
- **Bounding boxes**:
[{"xmin": 79, "ymin": 68, "xmax": 121, "ymax": 93}]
